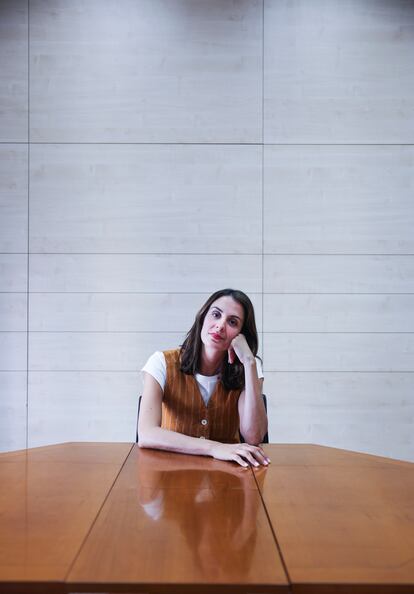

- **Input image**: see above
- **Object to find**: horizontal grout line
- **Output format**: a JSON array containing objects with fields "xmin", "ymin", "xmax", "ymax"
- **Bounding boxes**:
[
  {"xmin": 0, "ymin": 291, "xmax": 264, "ymax": 295},
  {"xmin": 4, "ymin": 141, "xmax": 262, "ymax": 146},
  {"xmin": 273, "ymin": 329, "xmax": 414, "ymax": 332},
  {"xmin": 2, "ymin": 369, "xmax": 140, "ymax": 372},
  {"xmin": 269, "ymin": 142, "xmax": 414, "ymax": 145},
  {"xmin": 3, "ymin": 292, "xmax": 414, "ymax": 296},
  {"xmin": 26, "ymin": 330, "xmax": 186, "ymax": 334},
  {"xmin": 0, "ymin": 369, "xmax": 138, "ymax": 373},
  {"xmin": 5, "ymin": 252, "xmax": 265, "ymax": 256},
  {"xmin": 263, "ymin": 370, "xmax": 414, "ymax": 373},
  {"xmin": 1, "ymin": 330, "xmax": 413, "ymax": 334},
  {"xmin": 263, "ymin": 253, "xmax": 414, "ymax": 257},
  {"xmin": 1, "ymin": 142, "xmax": 414, "ymax": 146},
  {"xmin": 3, "ymin": 369, "xmax": 414, "ymax": 374},
  {"xmin": 3, "ymin": 252, "xmax": 414, "ymax": 257},
  {"xmin": 263, "ymin": 292, "xmax": 414, "ymax": 295}
]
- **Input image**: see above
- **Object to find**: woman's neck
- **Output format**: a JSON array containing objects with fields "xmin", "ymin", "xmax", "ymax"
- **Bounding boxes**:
[{"xmin": 198, "ymin": 347, "xmax": 224, "ymax": 376}]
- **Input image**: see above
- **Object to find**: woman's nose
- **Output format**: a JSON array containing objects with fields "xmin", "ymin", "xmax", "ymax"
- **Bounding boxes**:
[{"xmin": 215, "ymin": 320, "xmax": 225, "ymax": 332}]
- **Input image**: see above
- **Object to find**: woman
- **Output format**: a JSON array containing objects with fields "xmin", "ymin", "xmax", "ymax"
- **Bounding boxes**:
[{"xmin": 138, "ymin": 288, "xmax": 269, "ymax": 467}]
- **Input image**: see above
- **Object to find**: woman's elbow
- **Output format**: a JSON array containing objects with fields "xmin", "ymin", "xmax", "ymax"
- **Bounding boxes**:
[{"xmin": 137, "ymin": 427, "xmax": 156, "ymax": 449}]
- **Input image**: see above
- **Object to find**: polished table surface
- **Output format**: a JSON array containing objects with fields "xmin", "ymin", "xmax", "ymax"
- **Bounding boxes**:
[
  {"xmin": 0, "ymin": 443, "xmax": 413, "ymax": 594},
  {"xmin": 0, "ymin": 442, "xmax": 133, "ymax": 593},
  {"xmin": 258, "ymin": 445, "xmax": 414, "ymax": 594}
]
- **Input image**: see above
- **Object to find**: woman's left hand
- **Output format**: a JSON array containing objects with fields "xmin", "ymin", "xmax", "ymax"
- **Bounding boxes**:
[{"xmin": 228, "ymin": 334, "xmax": 254, "ymax": 365}]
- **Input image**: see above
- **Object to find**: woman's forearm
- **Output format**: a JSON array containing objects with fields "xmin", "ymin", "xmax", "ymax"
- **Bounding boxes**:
[
  {"xmin": 138, "ymin": 426, "xmax": 219, "ymax": 457},
  {"xmin": 138, "ymin": 425, "xmax": 269, "ymax": 467},
  {"xmin": 239, "ymin": 358, "xmax": 268, "ymax": 444}
]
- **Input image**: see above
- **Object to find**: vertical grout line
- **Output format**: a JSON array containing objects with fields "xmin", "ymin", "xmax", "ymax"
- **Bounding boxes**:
[
  {"xmin": 26, "ymin": 0, "xmax": 30, "ymax": 449},
  {"xmin": 261, "ymin": 0, "xmax": 265, "ymax": 368}
]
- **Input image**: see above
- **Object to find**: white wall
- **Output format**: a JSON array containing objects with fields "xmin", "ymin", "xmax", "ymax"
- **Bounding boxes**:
[{"xmin": 1, "ymin": 0, "xmax": 413, "ymax": 460}]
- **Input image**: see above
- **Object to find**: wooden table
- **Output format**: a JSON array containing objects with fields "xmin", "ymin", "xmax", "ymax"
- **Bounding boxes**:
[{"xmin": 0, "ymin": 443, "xmax": 413, "ymax": 594}]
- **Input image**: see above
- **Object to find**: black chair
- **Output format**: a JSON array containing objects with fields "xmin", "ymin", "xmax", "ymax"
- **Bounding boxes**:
[
  {"xmin": 135, "ymin": 395, "xmax": 142, "ymax": 443},
  {"xmin": 136, "ymin": 394, "xmax": 269, "ymax": 444}
]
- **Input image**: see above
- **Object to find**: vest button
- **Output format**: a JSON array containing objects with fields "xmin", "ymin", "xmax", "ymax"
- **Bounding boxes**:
[{"xmin": 201, "ymin": 419, "xmax": 208, "ymax": 426}]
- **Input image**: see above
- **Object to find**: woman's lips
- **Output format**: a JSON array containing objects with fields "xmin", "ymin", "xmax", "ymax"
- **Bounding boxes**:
[{"xmin": 210, "ymin": 333, "xmax": 223, "ymax": 341}]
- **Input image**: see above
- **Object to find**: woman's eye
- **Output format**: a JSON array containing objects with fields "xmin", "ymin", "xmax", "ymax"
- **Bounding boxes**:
[
  {"xmin": 211, "ymin": 310, "xmax": 220, "ymax": 318},
  {"xmin": 229, "ymin": 319, "xmax": 238, "ymax": 327}
]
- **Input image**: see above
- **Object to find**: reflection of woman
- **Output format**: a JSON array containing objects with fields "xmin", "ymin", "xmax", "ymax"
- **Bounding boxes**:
[
  {"xmin": 139, "ymin": 288, "xmax": 269, "ymax": 467},
  {"xmin": 137, "ymin": 449, "xmax": 266, "ymax": 579}
]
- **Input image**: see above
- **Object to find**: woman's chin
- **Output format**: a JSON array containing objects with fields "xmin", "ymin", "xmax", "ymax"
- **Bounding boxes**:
[{"xmin": 202, "ymin": 338, "xmax": 227, "ymax": 352}]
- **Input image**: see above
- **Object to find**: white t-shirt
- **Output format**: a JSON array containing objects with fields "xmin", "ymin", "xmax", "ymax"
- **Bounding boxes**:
[{"xmin": 141, "ymin": 350, "xmax": 264, "ymax": 406}]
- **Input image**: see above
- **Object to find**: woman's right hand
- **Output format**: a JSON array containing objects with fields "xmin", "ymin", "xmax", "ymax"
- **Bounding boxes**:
[{"xmin": 210, "ymin": 442, "xmax": 270, "ymax": 468}]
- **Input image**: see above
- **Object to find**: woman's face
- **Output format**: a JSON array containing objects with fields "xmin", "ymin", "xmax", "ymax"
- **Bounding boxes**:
[{"xmin": 200, "ymin": 296, "xmax": 244, "ymax": 352}]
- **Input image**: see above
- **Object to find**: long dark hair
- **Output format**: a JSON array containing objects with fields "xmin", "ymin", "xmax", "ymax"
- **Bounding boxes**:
[{"xmin": 180, "ymin": 289, "xmax": 259, "ymax": 390}]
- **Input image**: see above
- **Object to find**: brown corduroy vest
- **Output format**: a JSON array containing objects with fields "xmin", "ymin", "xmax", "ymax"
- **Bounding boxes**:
[{"xmin": 161, "ymin": 348, "xmax": 242, "ymax": 443}]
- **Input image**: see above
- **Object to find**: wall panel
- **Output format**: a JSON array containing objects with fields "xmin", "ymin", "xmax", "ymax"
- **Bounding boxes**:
[
  {"xmin": 30, "ymin": 144, "xmax": 262, "ymax": 254},
  {"xmin": 264, "ymin": 146, "xmax": 414, "ymax": 254},
  {"xmin": 30, "ymin": 254, "xmax": 262, "ymax": 293},
  {"xmin": 264, "ymin": 255, "xmax": 414, "ymax": 294},
  {"xmin": 0, "ymin": 0, "xmax": 28, "ymax": 142},
  {"xmin": 264, "ymin": 294, "xmax": 414, "ymax": 333},
  {"xmin": 29, "ymin": 331, "xmax": 185, "ymax": 371},
  {"xmin": 264, "ymin": 0, "xmax": 414, "ymax": 143},
  {"xmin": 0, "ymin": 255, "xmax": 27, "ymax": 292},
  {"xmin": 0, "ymin": 373, "xmax": 27, "ymax": 452},
  {"xmin": 0, "ymin": 145, "xmax": 28, "ymax": 252},
  {"xmin": 0, "ymin": 333, "xmax": 27, "ymax": 371},
  {"xmin": 264, "ymin": 371, "xmax": 414, "ymax": 460},
  {"xmin": 28, "ymin": 371, "xmax": 138, "ymax": 447},
  {"xmin": 29, "ymin": 293, "xmax": 263, "ymax": 332},
  {"xmin": 263, "ymin": 333, "xmax": 414, "ymax": 372},
  {"xmin": 30, "ymin": 0, "xmax": 262, "ymax": 143},
  {"xmin": 0, "ymin": 294, "xmax": 27, "ymax": 332}
]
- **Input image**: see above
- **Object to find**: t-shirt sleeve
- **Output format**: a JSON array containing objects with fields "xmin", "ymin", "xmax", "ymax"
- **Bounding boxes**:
[
  {"xmin": 255, "ymin": 356, "xmax": 264, "ymax": 379},
  {"xmin": 141, "ymin": 351, "xmax": 166, "ymax": 391}
]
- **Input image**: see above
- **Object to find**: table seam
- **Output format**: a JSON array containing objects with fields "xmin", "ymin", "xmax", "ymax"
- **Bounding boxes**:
[
  {"xmin": 62, "ymin": 442, "xmax": 135, "ymax": 593},
  {"xmin": 251, "ymin": 463, "xmax": 293, "ymax": 592}
]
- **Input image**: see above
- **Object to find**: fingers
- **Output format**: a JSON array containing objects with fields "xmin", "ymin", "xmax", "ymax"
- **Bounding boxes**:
[
  {"xmin": 249, "ymin": 446, "xmax": 270, "ymax": 466},
  {"xmin": 232, "ymin": 333, "xmax": 245, "ymax": 344},
  {"xmin": 213, "ymin": 443, "xmax": 270, "ymax": 467},
  {"xmin": 232, "ymin": 454, "xmax": 249, "ymax": 468},
  {"xmin": 243, "ymin": 451, "xmax": 260, "ymax": 467},
  {"xmin": 236, "ymin": 445, "xmax": 270, "ymax": 467},
  {"xmin": 229, "ymin": 334, "xmax": 253, "ymax": 366}
]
